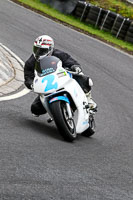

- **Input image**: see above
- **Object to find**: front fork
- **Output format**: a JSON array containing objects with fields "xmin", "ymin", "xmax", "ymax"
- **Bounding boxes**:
[{"xmin": 66, "ymin": 102, "xmax": 73, "ymax": 119}]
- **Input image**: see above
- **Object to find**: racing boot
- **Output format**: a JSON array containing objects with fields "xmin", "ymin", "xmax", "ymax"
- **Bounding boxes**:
[
  {"xmin": 86, "ymin": 91, "xmax": 97, "ymax": 113},
  {"xmin": 31, "ymin": 96, "xmax": 47, "ymax": 117}
]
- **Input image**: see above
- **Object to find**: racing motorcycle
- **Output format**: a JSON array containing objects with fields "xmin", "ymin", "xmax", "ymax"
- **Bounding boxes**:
[{"xmin": 33, "ymin": 56, "xmax": 96, "ymax": 142}]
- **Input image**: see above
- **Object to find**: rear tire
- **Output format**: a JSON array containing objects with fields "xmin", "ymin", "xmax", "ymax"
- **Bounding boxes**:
[
  {"xmin": 50, "ymin": 101, "xmax": 77, "ymax": 142},
  {"xmin": 82, "ymin": 115, "xmax": 95, "ymax": 137}
]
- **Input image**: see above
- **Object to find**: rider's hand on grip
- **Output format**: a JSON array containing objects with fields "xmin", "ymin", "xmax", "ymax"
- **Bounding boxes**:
[{"xmin": 71, "ymin": 65, "xmax": 82, "ymax": 74}]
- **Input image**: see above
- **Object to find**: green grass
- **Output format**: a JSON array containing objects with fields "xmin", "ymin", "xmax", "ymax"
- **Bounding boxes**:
[
  {"xmin": 88, "ymin": 0, "xmax": 133, "ymax": 19},
  {"xmin": 12, "ymin": 0, "xmax": 133, "ymax": 53}
]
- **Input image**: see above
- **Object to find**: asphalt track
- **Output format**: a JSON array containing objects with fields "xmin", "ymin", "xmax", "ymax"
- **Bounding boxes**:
[{"xmin": 0, "ymin": 0, "xmax": 133, "ymax": 199}]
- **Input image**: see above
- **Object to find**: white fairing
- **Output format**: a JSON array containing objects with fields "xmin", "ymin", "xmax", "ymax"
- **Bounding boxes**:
[
  {"xmin": 63, "ymin": 78, "xmax": 89, "ymax": 133},
  {"xmin": 33, "ymin": 60, "xmax": 90, "ymax": 134}
]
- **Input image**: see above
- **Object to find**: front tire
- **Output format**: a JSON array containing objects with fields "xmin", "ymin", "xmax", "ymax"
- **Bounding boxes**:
[{"xmin": 50, "ymin": 101, "xmax": 77, "ymax": 142}]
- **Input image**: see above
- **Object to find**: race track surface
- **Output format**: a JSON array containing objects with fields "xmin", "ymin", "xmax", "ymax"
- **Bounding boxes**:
[{"xmin": 0, "ymin": 0, "xmax": 133, "ymax": 199}]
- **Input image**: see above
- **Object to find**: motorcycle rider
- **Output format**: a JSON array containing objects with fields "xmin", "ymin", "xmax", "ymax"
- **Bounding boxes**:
[{"xmin": 24, "ymin": 35, "xmax": 97, "ymax": 116}]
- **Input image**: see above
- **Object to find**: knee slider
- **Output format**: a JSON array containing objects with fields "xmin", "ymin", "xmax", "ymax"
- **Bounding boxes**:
[{"xmin": 88, "ymin": 78, "xmax": 93, "ymax": 87}]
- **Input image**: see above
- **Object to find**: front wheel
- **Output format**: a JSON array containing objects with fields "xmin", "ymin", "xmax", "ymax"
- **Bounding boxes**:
[{"xmin": 50, "ymin": 101, "xmax": 77, "ymax": 142}]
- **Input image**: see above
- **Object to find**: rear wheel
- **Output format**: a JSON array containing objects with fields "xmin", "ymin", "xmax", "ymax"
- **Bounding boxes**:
[
  {"xmin": 50, "ymin": 101, "xmax": 77, "ymax": 142},
  {"xmin": 82, "ymin": 115, "xmax": 95, "ymax": 137}
]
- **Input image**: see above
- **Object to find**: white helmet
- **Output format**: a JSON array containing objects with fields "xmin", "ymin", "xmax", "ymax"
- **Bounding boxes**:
[{"xmin": 33, "ymin": 35, "xmax": 54, "ymax": 61}]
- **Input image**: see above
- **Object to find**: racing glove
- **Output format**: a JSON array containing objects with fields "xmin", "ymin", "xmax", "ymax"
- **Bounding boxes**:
[{"xmin": 71, "ymin": 65, "xmax": 82, "ymax": 74}]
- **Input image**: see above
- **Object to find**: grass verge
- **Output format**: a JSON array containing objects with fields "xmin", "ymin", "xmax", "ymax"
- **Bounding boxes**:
[
  {"xmin": 88, "ymin": 0, "xmax": 133, "ymax": 19},
  {"xmin": 11, "ymin": 0, "xmax": 133, "ymax": 55}
]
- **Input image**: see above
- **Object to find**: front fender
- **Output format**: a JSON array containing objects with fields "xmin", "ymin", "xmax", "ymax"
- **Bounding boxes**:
[{"xmin": 49, "ymin": 96, "xmax": 70, "ymax": 104}]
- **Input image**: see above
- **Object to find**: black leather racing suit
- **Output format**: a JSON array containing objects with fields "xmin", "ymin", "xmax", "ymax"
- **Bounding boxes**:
[{"xmin": 24, "ymin": 49, "xmax": 91, "ymax": 115}]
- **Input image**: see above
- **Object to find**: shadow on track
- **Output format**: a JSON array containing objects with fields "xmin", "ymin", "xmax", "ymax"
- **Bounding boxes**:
[{"xmin": 21, "ymin": 118, "xmax": 65, "ymax": 141}]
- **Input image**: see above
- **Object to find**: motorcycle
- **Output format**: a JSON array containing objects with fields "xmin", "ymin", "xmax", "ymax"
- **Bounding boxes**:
[{"xmin": 33, "ymin": 56, "xmax": 96, "ymax": 142}]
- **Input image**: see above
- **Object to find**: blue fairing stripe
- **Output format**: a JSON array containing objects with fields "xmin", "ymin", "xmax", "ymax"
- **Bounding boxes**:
[
  {"xmin": 67, "ymin": 72, "xmax": 72, "ymax": 78},
  {"xmin": 49, "ymin": 96, "xmax": 70, "ymax": 104}
]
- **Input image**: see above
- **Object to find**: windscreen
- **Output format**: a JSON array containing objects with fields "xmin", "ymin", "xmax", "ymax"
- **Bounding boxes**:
[{"xmin": 35, "ymin": 56, "xmax": 60, "ymax": 76}]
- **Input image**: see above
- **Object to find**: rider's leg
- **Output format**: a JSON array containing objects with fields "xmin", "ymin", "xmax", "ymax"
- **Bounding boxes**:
[
  {"xmin": 31, "ymin": 95, "xmax": 47, "ymax": 117},
  {"xmin": 73, "ymin": 74, "xmax": 97, "ymax": 111},
  {"xmin": 86, "ymin": 77, "xmax": 97, "ymax": 111},
  {"xmin": 85, "ymin": 90, "xmax": 97, "ymax": 111}
]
